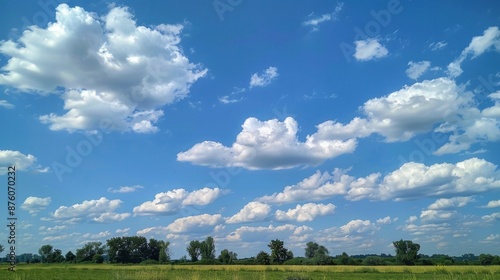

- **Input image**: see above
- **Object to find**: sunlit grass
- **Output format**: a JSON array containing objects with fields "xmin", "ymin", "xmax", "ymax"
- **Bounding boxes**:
[{"xmin": 0, "ymin": 264, "xmax": 498, "ymax": 280}]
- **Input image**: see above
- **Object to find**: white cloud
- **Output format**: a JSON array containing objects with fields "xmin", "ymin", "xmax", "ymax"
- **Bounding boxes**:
[
  {"xmin": 483, "ymin": 234, "xmax": 500, "ymax": 243},
  {"xmin": 92, "ymin": 212, "xmax": 131, "ymax": 223},
  {"xmin": 227, "ymin": 224, "xmax": 308, "ymax": 242},
  {"xmin": 340, "ymin": 219, "xmax": 378, "ymax": 234},
  {"xmin": 51, "ymin": 197, "xmax": 129, "ymax": 223},
  {"xmin": 226, "ymin": 201, "xmax": 271, "ymax": 224},
  {"xmin": 178, "ymin": 117, "xmax": 357, "ymax": 170},
  {"xmin": 275, "ymin": 203, "xmax": 335, "ymax": 222},
  {"xmin": 107, "ymin": 185, "xmax": 144, "ymax": 193},
  {"xmin": 429, "ymin": 41, "xmax": 447, "ymax": 50},
  {"xmin": 116, "ymin": 228, "xmax": 130, "ymax": 234},
  {"xmin": 482, "ymin": 200, "xmax": 500, "ymax": 208},
  {"xmin": 0, "ymin": 100, "xmax": 14, "ymax": 109},
  {"xmin": 82, "ymin": 231, "xmax": 112, "ymax": 240},
  {"xmin": 406, "ymin": 61, "xmax": 431, "ymax": 80},
  {"xmin": 378, "ymin": 158, "xmax": 500, "ymax": 200},
  {"xmin": 448, "ymin": 26, "xmax": 500, "ymax": 77},
  {"xmin": 376, "ymin": 216, "xmax": 394, "ymax": 225},
  {"xmin": 182, "ymin": 187, "xmax": 225, "ymax": 206},
  {"xmin": 133, "ymin": 187, "xmax": 223, "ymax": 216},
  {"xmin": 427, "ymin": 197, "xmax": 474, "ymax": 210},
  {"xmin": 420, "ymin": 210, "xmax": 457, "ymax": 223},
  {"xmin": 481, "ymin": 212, "xmax": 500, "ymax": 223},
  {"xmin": 0, "ymin": 150, "xmax": 44, "ymax": 174},
  {"xmin": 302, "ymin": 3, "xmax": 343, "ymax": 31},
  {"xmin": 166, "ymin": 214, "xmax": 223, "ymax": 233},
  {"xmin": 258, "ymin": 169, "xmax": 349, "ymax": 203},
  {"xmin": 259, "ymin": 158, "xmax": 500, "ymax": 203},
  {"xmin": 314, "ymin": 78, "xmax": 469, "ymax": 142},
  {"xmin": 353, "ymin": 39, "xmax": 388, "ymax": 61},
  {"xmin": 0, "ymin": 4, "xmax": 206, "ymax": 133},
  {"xmin": 21, "ymin": 196, "xmax": 51, "ymax": 215},
  {"xmin": 249, "ymin": 66, "xmax": 279, "ymax": 88}
]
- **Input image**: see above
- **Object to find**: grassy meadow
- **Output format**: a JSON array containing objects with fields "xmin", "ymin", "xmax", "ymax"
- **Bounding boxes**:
[{"xmin": 1, "ymin": 264, "xmax": 499, "ymax": 280}]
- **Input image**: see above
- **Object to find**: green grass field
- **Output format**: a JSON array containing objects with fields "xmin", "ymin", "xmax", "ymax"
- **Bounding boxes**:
[{"xmin": 1, "ymin": 264, "xmax": 499, "ymax": 279}]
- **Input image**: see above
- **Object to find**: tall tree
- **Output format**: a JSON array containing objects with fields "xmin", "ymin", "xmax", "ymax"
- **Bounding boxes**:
[
  {"xmin": 393, "ymin": 239, "xmax": 420, "ymax": 265},
  {"xmin": 268, "ymin": 239, "xmax": 293, "ymax": 264},
  {"xmin": 107, "ymin": 236, "xmax": 150, "ymax": 263},
  {"xmin": 76, "ymin": 242, "xmax": 106, "ymax": 263},
  {"xmin": 38, "ymin": 244, "xmax": 53, "ymax": 263},
  {"xmin": 159, "ymin": 241, "xmax": 171, "ymax": 263},
  {"xmin": 255, "ymin": 251, "xmax": 271, "ymax": 265},
  {"xmin": 304, "ymin": 241, "xmax": 329, "ymax": 264},
  {"xmin": 218, "ymin": 249, "xmax": 237, "ymax": 264},
  {"xmin": 187, "ymin": 240, "xmax": 201, "ymax": 262},
  {"xmin": 200, "ymin": 236, "xmax": 216, "ymax": 261},
  {"xmin": 65, "ymin": 251, "xmax": 76, "ymax": 263}
]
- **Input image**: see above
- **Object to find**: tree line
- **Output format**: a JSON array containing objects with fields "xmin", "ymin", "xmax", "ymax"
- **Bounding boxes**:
[{"xmin": 1, "ymin": 238, "xmax": 500, "ymax": 265}]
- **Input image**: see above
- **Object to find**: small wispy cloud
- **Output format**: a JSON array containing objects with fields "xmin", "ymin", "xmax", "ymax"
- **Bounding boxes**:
[
  {"xmin": 107, "ymin": 185, "xmax": 144, "ymax": 193},
  {"xmin": 249, "ymin": 66, "xmax": 279, "ymax": 88},
  {"xmin": 303, "ymin": 2, "xmax": 344, "ymax": 31}
]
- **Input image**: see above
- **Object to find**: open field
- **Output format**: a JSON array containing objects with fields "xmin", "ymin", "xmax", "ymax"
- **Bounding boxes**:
[{"xmin": 1, "ymin": 264, "xmax": 499, "ymax": 280}]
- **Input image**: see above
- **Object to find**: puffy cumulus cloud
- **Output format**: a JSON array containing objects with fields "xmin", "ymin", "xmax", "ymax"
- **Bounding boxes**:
[
  {"xmin": 483, "ymin": 234, "xmax": 500, "ymax": 243},
  {"xmin": 51, "ymin": 197, "xmax": 129, "ymax": 223},
  {"xmin": 92, "ymin": 212, "xmax": 131, "ymax": 223},
  {"xmin": 340, "ymin": 219, "xmax": 378, "ymax": 234},
  {"xmin": 314, "ymin": 219, "xmax": 387, "ymax": 252},
  {"xmin": 448, "ymin": 26, "xmax": 500, "ymax": 77},
  {"xmin": 21, "ymin": 196, "xmax": 51, "ymax": 215},
  {"xmin": 0, "ymin": 150, "xmax": 47, "ymax": 174},
  {"xmin": 0, "ymin": 4, "xmax": 206, "ymax": 133},
  {"xmin": 482, "ymin": 200, "xmax": 500, "ymax": 208},
  {"xmin": 379, "ymin": 158, "xmax": 500, "ymax": 200},
  {"xmin": 376, "ymin": 216, "xmax": 395, "ymax": 225},
  {"xmin": 435, "ymin": 92, "xmax": 500, "ymax": 155},
  {"xmin": 274, "ymin": 203, "xmax": 335, "ymax": 222},
  {"xmin": 259, "ymin": 158, "xmax": 500, "ymax": 203},
  {"xmin": 427, "ymin": 197, "xmax": 474, "ymax": 210},
  {"xmin": 302, "ymin": 2, "xmax": 343, "ymax": 31},
  {"xmin": 406, "ymin": 61, "xmax": 431, "ymax": 80},
  {"xmin": 227, "ymin": 224, "xmax": 309, "ymax": 242},
  {"xmin": 353, "ymin": 39, "xmax": 388, "ymax": 61},
  {"xmin": 313, "ymin": 78, "xmax": 470, "ymax": 143},
  {"xmin": 249, "ymin": 66, "xmax": 279, "ymax": 88},
  {"xmin": 178, "ymin": 117, "xmax": 357, "ymax": 170},
  {"xmin": 107, "ymin": 185, "xmax": 144, "ymax": 193},
  {"xmin": 133, "ymin": 187, "xmax": 224, "ymax": 216},
  {"xmin": 182, "ymin": 187, "xmax": 225, "ymax": 206},
  {"xmin": 258, "ymin": 169, "xmax": 352, "ymax": 203},
  {"xmin": 166, "ymin": 214, "xmax": 223, "ymax": 233},
  {"xmin": 226, "ymin": 202, "xmax": 271, "ymax": 224}
]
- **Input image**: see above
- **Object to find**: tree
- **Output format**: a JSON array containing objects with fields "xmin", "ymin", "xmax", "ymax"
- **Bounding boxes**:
[
  {"xmin": 304, "ymin": 241, "xmax": 330, "ymax": 265},
  {"xmin": 76, "ymin": 242, "xmax": 106, "ymax": 263},
  {"xmin": 218, "ymin": 249, "xmax": 237, "ymax": 264},
  {"xmin": 393, "ymin": 239, "xmax": 420, "ymax": 265},
  {"xmin": 268, "ymin": 239, "xmax": 293, "ymax": 264},
  {"xmin": 0, "ymin": 244, "xmax": 4, "ymax": 254},
  {"xmin": 38, "ymin": 244, "xmax": 53, "ymax": 263},
  {"xmin": 159, "ymin": 241, "xmax": 171, "ymax": 264},
  {"xmin": 51, "ymin": 249, "xmax": 65, "ymax": 263},
  {"xmin": 187, "ymin": 240, "xmax": 201, "ymax": 262},
  {"xmin": 65, "ymin": 251, "xmax": 76, "ymax": 263},
  {"xmin": 200, "ymin": 236, "xmax": 216, "ymax": 261},
  {"xmin": 255, "ymin": 251, "xmax": 271, "ymax": 265},
  {"xmin": 338, "ymin": 252, "xmax": 350, "ymax": 265}
]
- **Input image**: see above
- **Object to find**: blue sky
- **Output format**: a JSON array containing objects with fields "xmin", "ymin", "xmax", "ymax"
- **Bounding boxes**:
[{"xmin": 0, "ymin": 0, "xmax": 499, "ymax": 259}]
